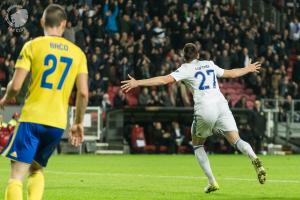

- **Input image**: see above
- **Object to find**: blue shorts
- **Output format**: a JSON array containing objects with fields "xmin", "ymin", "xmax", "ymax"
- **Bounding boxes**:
[{"xmin": 0, "ymin": 122, "xmax": 64, "ymax": 167}]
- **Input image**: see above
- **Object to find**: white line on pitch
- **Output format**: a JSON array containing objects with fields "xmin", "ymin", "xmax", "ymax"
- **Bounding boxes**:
[
  {"xmin": 0, "ymin": 168, "xmax": 298, "ymax": 184},
  {"xmin": 45, "ymin": 170, "xmax": 300, "ymax": 184}
]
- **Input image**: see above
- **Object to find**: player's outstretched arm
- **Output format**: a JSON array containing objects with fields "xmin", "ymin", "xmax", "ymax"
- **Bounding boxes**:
[
  {"xmin": 69, "ymin": 73, "xmax": 89, "ymax": 147},
  {"xmin": 222, "ymin": 60, "xmax": 261, "ymax": 78},
  {"xmin": 121, "ymin": 74, "xmax": 175, "ymax": 93},
  {"xmin": 0, "ymin": 68, "xmax": 29, "ymax": 108}
]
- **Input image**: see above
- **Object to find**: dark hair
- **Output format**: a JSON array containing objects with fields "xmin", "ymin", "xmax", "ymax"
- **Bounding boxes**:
[
  {"xmin": 43, "ymin": 4, "xmax": 67, "ymax": 27},
  {"xmin": 183, "ymin": 43, "xmax": 198, "ymax": 62}
]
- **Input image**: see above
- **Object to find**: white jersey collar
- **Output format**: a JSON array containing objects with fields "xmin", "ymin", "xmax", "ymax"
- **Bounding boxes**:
[{"xmin": 190, "ymin": 59, "xmax": 198, "ymax": 64}]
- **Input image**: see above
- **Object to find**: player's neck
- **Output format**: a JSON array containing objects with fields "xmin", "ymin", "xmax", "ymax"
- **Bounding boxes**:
[
  {"xmin": 44, "ymin": 28, "xmax": 64, "ymax": 37},
  {"xmin": 186, "ymin": 59, "xmax": 198, "ymax": 63}
]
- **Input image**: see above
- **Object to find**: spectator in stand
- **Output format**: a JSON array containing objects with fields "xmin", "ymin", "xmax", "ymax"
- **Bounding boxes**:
[
  {"xmin": 239, "ymin": 47, "xmax": 251, "ymax": 67},
  {"xmin": 101, "ymin": 93, "xmax": 112, "ymax": 111},
  {"xmin": 94, "ymin": 18, "xmax": 106, "ymax": 42},
  {"xmin": 152, "ymin": 122, "xmax": 175, "ymax": 154},
  {"xmin": 119, "ymin": 14, "xmax": 131, "ymax": 34},
  {"xmin": 89, "ymin": 72, "xmax": 105, "ymax": 106},
  {"xmin": 251, "ymin": 75, "xmax": 263, "ymax": 96},
  {"xmin": 114, "ymin": 89, "xmax": 127, "ymax": 108},
  {"xmin": 289, "ymin": 17, "xmax": 300, "ymax": 42},
  {"xmin": 138, "ymin": 88, "xmax": 151, "ymax": 106},
  {"xmin": 225, "ymin": 93, "xmax": 233, "ymax": 108},
  {"xmin": 279, "ymin": 76, "xmax": 298, "ymax": 97},
  {"xmin": 217, "ymin": 50, "xmax": 231, "ymax": 69},
  {"xmin": 149, "ymin": 95, "xmax": 163, "ymax": 106},
  {"xmin": 279, "ymin": 95, "xmax": 293, "ymax": 121},
  {"xmin": 103, "ymin": 0, "xmax": 119, "ymax": 33},
  {"xmin": 160, "ymin": 90, "xmax": 172, "ymax": 107},
  {"xmin": 251, "ymin": 100, "xmax": 266, "ymax": 152},
  {"xmin": 272, "ymin": 70, "xmax": 281, "ymax": 92},
  {"xmin": 251, "ymin": 101, "xmax": 266, "ymax": 152},
  {"xmin": 235, "ymin": 96, "xmax": 248, "ymax": 109},
  {"xmin": 253, "ymin": 100, "xmax": 264, "ymax": 115},
  {"xmin": 88, "ymin": 54, "xmax": 101, "ymax": 77},
  {"xmin": 63, "ymin": 21, "xmax": 76, "ymax": 43},
  {"xmin": 149, "ymin": 89, "xmax": 163, "ymax": 106}
]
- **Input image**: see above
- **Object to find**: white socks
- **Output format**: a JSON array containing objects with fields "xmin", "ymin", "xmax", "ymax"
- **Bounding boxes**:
[
  {"xmin": 194, "ymin": 145, "xmax": 216, "ymax": 184},
  {"xmin": 235, "ymin": 139, "xmax": 257, "ymax": 161},
  {"xmin": 193, "ymin": 139, "xmax": 256, "ymax": 185}
]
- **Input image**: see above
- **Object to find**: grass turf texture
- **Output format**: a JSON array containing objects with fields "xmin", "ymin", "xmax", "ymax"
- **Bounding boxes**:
[{"xmin": 0, "ymin": 155, "xmax": 299, "ymax": 200}]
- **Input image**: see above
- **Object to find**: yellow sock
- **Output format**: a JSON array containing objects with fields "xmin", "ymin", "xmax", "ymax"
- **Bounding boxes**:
[
  {"xmin": 5, "ymin": 179, "xmax": 23, "ymax": 200},
  {"xmin": 27, "ymin": 171, "xmax": 45, "ymax": 200}
]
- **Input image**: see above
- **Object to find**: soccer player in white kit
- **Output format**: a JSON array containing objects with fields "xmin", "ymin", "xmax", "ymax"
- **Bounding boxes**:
[{"xmin": 121, "ymin": 43, "xmax": 266, "ymax": 193}]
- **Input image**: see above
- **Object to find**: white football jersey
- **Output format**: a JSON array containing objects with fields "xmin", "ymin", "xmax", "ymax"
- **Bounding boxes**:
[{"xmin": 170, "ymin": 59, "xmax": 227, "ymax": 115}]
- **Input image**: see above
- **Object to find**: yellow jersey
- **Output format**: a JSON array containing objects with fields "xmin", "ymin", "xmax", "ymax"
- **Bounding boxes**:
[{"xmin": 16, "ymin": 36, "xmax": 88, "ymax": 129}]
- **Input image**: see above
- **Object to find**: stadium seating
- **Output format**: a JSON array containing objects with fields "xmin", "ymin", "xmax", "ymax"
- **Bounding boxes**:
[{"xmin": 220, "ymin": 81, "xmax": 256, "ymax": 108}]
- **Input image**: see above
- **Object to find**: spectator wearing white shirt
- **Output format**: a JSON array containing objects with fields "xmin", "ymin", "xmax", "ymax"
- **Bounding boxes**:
[{"xmin": 289, "ymin": 17, "xmax": 300, "ymax": 41}]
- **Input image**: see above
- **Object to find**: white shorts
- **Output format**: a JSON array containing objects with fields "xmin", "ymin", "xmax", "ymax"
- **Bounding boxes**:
[{"xmin": 191, "ymin": 102, "xmax": 238, "ymax": 138}]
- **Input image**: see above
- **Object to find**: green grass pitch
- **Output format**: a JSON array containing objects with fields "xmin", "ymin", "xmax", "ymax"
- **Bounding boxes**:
[{"xmin": 0, "ymin": 154, "xmax": 299, "ymax": 199}]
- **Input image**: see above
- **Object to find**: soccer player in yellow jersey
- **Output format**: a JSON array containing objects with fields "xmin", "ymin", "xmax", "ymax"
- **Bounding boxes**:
[{"xmin": 0, "ymin": 4, "xmax": 88, "ymax": 200}]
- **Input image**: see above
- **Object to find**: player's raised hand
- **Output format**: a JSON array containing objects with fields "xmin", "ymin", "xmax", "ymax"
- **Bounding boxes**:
[
  {"xmin": 246, "ymin": 59, "xmax": 261, "ymax": 73},
  {"xmin": 121, "ymin": 74, "xmax": 139, "ymax": 93},
  {"xmin": 69, "ymin": 123, "xmax": 84, "ymax": 147}
]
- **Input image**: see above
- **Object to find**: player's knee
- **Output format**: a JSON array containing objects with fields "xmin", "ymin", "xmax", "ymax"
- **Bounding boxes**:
[
  {"xmin": 29, "ymin": 162, "xmax": 43, "ymax": 175},
  {"xmin": 10, "ymin": 173, "xmax": 25, "ymax": 182},
  {"xmin": 224, "ymin": 131, "xmax": 240, "ymax": 145},
  {"xmin": 10, "ymin": 161, "xmax": 30, "ymax": 181},
  {"xmin": 192, "ymin": 136, "xmax": 206, "ymax": 146}
]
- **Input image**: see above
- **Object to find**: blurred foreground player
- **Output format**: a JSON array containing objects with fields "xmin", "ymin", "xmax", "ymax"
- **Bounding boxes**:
[
  {"xmin": 0, "ymin": 4, "xmax": 88, "ymax": 200},
  {"xmin": 121, "ymin": 43, "xmax": 266, "ymax": 193}
]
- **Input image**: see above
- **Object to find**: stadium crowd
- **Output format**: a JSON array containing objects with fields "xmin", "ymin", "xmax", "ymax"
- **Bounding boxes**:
[
  {"xmin": 0, "ymin": 0, "xmax": 300, "ymax": 108},
  {"xmin": 0, "ymin": 0, "xmax": 300, "ymax": 153}
]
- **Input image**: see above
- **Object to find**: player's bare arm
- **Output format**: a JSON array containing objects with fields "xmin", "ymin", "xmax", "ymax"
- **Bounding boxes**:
[
  {"xmin": 0, "ymin": 68, "xmax": 29, "ymax": 108},
  {"xmin": 121, "ymin": 74, "xmax": 175, "ymax": 93},
  {"xmin": 222, "ymin": 60, "xmax": 261, "ymax": 78},
  {"xmin": 69, "ymin": 73, "xmax": 89, "ymax": 147}
]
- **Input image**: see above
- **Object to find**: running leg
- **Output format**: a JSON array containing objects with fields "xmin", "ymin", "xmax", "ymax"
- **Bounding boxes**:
[
  {"xmin": 224, "ymin": 131, "xmax": 266, "ymax": 184},
  {"xmin": 5, "ymin": 161, "xmax": 30, "ymax": 200},
  {"xmin": 193, "ymin": 136, "xmax": 219, "ymax": 193}
]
